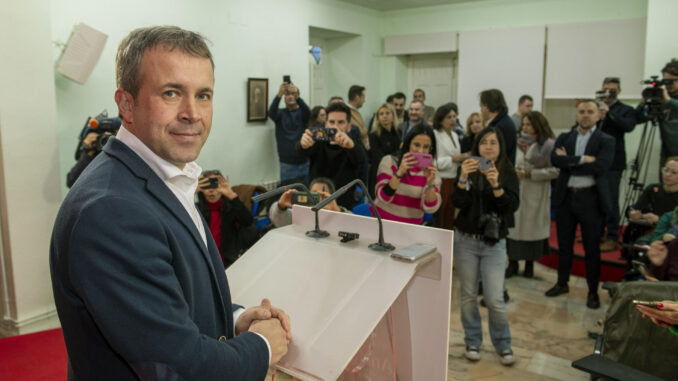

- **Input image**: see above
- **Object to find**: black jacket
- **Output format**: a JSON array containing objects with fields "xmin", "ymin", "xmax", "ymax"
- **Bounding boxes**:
[
  {"xmin": 488, "ymin": 112, "xmax": 517, "ymax": 164},
  {"xmin": 599, "ymin": 101, "xmax": 637, "ymax": 171},
  {"xmin": 296, "ymin": 138, "xmax": 365, "ymax": 209},
  {"xmin": 452, "ymin": 163, "xmax": 520, "ymax": 239},
  {"xmin": 551, "ymin": 127, "xmax": 615, "ymax": 214},
  {"xmin": 197, "ymin": 196, "xmax": 257, "ymax": 268},
  {"xmin": 368, "ymin": 128, "xmax": 401, "ymax": 194}
]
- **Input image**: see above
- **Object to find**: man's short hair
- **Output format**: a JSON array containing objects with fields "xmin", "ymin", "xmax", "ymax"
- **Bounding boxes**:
[
  {"xmin": 602, "ymin": 77, "xmax": 621, "ymax": 87},
  {"xmin": 410, "ymin": 100, "xmax": 424, "ymax": 108},
  {"xmin": 414, "ymin": 88, "xmax": 425, "ymax": 96},
  {"xmin": 578, "ymin": 98, "xmax": 600, "ymax": 109},
  {"xmin": 479, "ymin": 89, "xmax": 508, "ymax": 114},
  {"xmin": 326, "ymin": 102, "xmax": 351, "ymax": 123},
  {"xmin": 386, "ymin": 95, "xmax": 394, "ymax": 103},
  {"xmin": 662, "ymin": 59, "xmax": 678, "ymax": 77},
  {"xmin": 348, "ymin": 85, "xmax": 365, "ymax": 101},
  {"xmin": 328, "ymin": 96, "xmax": 344, "ymax": 103},
  {"xmin": 393, "ymin": 92, "xmax": 406, "ymax": 101},
  {"xmin": 116, "ymin": 26, "xmax": 213, "ymax": 98},
  {"xmin": 518, "ymin": 94, "xmax": 533, "ymax": 105}
]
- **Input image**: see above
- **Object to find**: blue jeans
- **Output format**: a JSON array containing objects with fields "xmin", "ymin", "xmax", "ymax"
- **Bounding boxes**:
[
  {"xmin": 279, "ymin": 161, "xmax": 309, "ymax": 186},
  {"xmin": 454, "ymin": 233, "xmax": 511, "ymax": 352}
]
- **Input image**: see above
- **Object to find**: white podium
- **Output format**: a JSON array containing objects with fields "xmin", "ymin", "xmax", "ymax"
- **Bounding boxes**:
[{"xmin": 227, "ymin": 205, "xmax": 453, "ymax": 380}]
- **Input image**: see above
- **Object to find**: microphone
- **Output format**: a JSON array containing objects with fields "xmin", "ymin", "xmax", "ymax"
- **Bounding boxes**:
[
  {"xmin": 251, "ymin": 183, "xmax": 310, "ymax": 203},
  {"xmin": 313, "ymin": 179, "xmax": 395, "ymax": 251}
]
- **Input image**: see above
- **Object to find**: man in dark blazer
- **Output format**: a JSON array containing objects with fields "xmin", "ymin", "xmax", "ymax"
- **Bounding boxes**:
[
  {"xmin": 50, "ymin": 26, "xmax": 290, "ymax": 381},
  {"xmin": 545, "ymin": 99, "xmax": 615, "ymax": 309},
  {"xmin": 597, "ymin": 77, "xmax": 637, "ymax": 252},
  {"xmin": 397, "ymin": 100, "xmax": 431, "ymax": 140}
]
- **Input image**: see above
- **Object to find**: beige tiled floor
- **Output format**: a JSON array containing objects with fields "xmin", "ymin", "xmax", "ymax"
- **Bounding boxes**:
[{"xmin": 270, "ymin": 261, "xmax": 608, "ymax": 380}]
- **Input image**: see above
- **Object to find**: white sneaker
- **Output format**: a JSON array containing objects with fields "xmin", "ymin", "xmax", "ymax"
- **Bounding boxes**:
[
  {"xmin": 499, "ymin": 349, "xmax": 515, "ymax": 366},
  {"xmin": 464, "ymin": 346, "xmax": 480, "ymax": 361}
]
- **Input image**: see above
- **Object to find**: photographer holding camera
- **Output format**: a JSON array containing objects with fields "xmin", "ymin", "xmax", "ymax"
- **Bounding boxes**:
[
  {"xmin": 451, "ymin": 126, "xmax": 519, "ymax": 366},
  {"xmin": 66, "ymin": 115, "xmax": 121, "ymax": 187},
  {"xmin": 196, "ymin": 170, "xmax": 259, "ymax": 269},
  {"xmin": 596, "ymin": 77, "xmax": 637, "ymax": 252},
  {"xmin": 296, "ymin": 102, "xmax": 365, "ymax": 209},
  {"xmin": 269, "ymin": 177, "xmax": 348, "ymax": 227},
  {"xmin": 637, "ymin": 59, "xmax": 678, "ymax": 164}
]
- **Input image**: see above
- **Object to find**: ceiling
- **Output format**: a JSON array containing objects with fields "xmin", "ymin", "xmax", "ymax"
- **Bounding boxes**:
[{"xmin": 338, "ymin": 0, "xmax": 490, "ymax": 11}]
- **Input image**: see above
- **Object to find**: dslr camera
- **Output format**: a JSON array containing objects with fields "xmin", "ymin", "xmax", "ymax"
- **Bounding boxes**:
[
  {"xmin": 479, "ymin": 212, "xmax": 501, "ymax": 244},
  {"xmin": 595, "ymin": 89, "xmax": 617, "ymax": 101},
  {"xmin": 310, "ymin": 126, "xmax": 336, "ymax": 142}
]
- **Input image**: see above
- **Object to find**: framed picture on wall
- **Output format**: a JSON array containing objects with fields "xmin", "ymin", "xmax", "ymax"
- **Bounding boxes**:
[{"xmin": 247, "ymin": 78, "xmax": 268, "ymax": 122}]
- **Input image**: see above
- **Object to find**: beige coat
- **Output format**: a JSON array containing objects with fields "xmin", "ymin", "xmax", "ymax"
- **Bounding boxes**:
[{"xmin": 507, "ymin": 141, "xmax": 559, "ymax": 241}]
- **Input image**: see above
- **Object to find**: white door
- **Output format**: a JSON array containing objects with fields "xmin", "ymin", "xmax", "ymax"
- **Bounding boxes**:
[{"xmin": 407, "ymin": 53, "xmax": 456, "ymax": 112}]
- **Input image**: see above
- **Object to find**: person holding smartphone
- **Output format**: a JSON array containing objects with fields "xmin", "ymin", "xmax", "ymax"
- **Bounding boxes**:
[
  {"xmin": 269, "ymin": 177, "xmax": 348, "ymax": 227},
  {"xmin": 452, "ymin": 127, "xmax": 519, "ymax": 366},
  {"xmin": 373, "ymin": 124, "xmax": 441, "ymax": 224},
  {"xmin": 196, "ymin": 170, "xmax": 259, "ymax": 268}
]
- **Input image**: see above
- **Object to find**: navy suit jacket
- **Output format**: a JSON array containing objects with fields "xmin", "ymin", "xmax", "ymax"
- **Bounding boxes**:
[
  {"xmin": 551, "ymin": 127, "xmax": 615, "ymax": 215},
  {"xmin": 50, "ymin": 137, "xmax": 268, "ymax": 381}
]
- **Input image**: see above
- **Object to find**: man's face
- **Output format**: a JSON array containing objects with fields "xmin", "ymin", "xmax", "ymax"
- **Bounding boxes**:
[
  {"xmin": 518, "ymin": 100, "xmax": 533, "ymax": 115},
  {"xmin": 602, "ymin": 82, "xmax": 620, "ymax": 102},
  {"xmin": 284, "ymin": 89, "xmax": 298, "ymax": 108},
  {"xmin": 413, "ymin": 90, "xmax": 425, "ymax": 103},
  {"xmin": 480, "ymin": 103, "xmax": 491, "ymax": 121},
  {"xmin": 393, "ymin": 97, "xmax": 405, "ymax": 116},
  {"xmin": 326, "ymin": 111, "xmax": 348, "ymax": 133},
  {"xmin": 116, "ymin": 47, "xmax": 214, "ymax": 169},
  {"xmin": 576, "ymin": 101, "xmax": 600, "ymax": 130},
  {"xmin": 663, "ymin": 72, "xmax": 678, "ymax": 96},
  {"xmin": 355, "ymin": 90, "xmax": 366, "ymax": 108},
  {"xmin": 409, "ymin": 102, "xmax": 423, "ymax": 122}
]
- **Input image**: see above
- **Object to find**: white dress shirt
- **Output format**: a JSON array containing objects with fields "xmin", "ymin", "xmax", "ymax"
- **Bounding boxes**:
[{"xmin": 567, "ymin": 126, "xmax": 596, "ymax": 188}]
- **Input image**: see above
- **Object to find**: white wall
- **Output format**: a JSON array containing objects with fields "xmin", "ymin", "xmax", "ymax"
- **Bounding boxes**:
[
  {"xmin": 0, "ymin": 0, "xmax": 61, "ymax": 335},
  {"xmin": 51, "ymin": 0, "xmax": 383, "ymax": 194}
]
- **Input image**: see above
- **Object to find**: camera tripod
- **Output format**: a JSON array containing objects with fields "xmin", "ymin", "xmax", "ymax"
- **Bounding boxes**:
[{"xmin": 619, "ymin": 118, "xmax": 659, "ymax": 227}]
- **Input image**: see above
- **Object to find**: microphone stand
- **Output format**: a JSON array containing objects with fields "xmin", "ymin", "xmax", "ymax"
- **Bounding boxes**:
[
  {"xmin": 251, "ymin": 183, "xmax": 310, "ymax": 203},
  {"xmin": 313, "ymin": 179, "xmax": 395, "ymax": 251}
]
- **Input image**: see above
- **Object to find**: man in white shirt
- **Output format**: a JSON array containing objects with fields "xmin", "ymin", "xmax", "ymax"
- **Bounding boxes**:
[{"xmin": 50, "ymin": 26, "xmax": 290, "ymax": 381}]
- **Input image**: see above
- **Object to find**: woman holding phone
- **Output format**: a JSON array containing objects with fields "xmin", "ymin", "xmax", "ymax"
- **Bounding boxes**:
[
  {"xmin": 373, "ymin": 124, "xmax": 441, "ymax": 224},
  {"xmin": 506, "ymin": 111, "xmax": 557, "ymax": 278},
  {"xmin": 452, "ymin": 127, "xmax": 519, "ymax": 365}
]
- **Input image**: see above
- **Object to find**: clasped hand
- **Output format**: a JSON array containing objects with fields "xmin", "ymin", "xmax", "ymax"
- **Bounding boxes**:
[{"xmin": 236, "ymin": 298, "xmax": 291, "ymax": 365}]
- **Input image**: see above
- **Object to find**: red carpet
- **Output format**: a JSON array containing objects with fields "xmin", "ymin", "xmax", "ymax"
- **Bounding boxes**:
[
  {"xmin": 539, "ymin": 221, "xmax": 626, "ymax": 282},
  {"xmin": 0, "ymin": 328, "xmax": 67, "ymax": 380}
]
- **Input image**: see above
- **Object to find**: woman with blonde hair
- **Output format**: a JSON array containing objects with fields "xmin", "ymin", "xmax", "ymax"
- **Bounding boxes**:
[
  {"xmin": 368, "ymin": 104, "xmax": 401, "ymax": 194},
  {"xmin": 461, "ymin": 112, "xmax": 485, "ymax": 154}
]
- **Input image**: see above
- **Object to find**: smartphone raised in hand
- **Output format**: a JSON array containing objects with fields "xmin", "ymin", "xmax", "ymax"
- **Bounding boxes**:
[
  {"xmin": 283, "ymin": 75, "xmax": 291, "ymax": 83},
  {"xmin": 633, "ymin": 300, "xmax": 662, "ymax": 309},
  {"xmin": 469, "ymin": 156, "xmax": 492, "ymax": 171},
  {"xmin": 411, "ymin": 153, "xmax": 433, "ymax": 168},
  {"xmin": 201, "ymin": 177, "xmax": 219, "ymax": 190}
]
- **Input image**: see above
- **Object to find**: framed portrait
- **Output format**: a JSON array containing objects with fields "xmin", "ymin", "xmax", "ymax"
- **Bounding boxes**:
[{"xmin": 247, "ymin": 78, "xmax": 268, "ymax": 122}]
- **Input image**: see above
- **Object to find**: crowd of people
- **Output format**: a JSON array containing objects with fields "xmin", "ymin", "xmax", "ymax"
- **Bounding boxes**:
[{"xmin": 59, "ymin": 25, "xmax": 678, "ymax": 377}]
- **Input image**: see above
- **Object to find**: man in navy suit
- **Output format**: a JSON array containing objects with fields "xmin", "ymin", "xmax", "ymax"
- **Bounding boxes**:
[
  {"xmin": 545, "ymin": 99, "xmax": 615, "ymax": 309},
  {"xmin": 50, "ymin": 26, "xmax": 290, "ymax": 380}
]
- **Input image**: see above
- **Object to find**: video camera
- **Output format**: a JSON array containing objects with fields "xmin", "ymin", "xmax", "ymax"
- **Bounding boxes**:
[
  {"xmin": 76, "ymin": 110, "xmax": 121, "ymax": 158},
  {"xmin": 641, "ymin": 76, "xmax": 676, "ymax": 120}
]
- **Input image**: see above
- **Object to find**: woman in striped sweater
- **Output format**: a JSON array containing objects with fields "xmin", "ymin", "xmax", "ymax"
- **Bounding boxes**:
[{"xmin": 373, "ymin": 124, "xmax": 441, "ymax": 224}]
